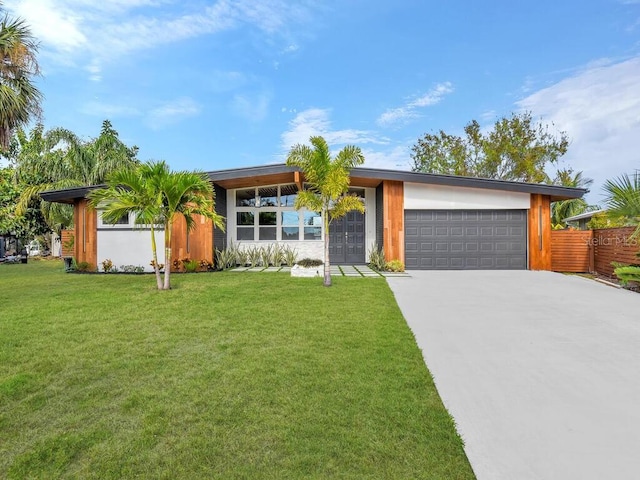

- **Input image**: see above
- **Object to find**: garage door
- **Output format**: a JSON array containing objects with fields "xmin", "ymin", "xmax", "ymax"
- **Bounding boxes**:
[{"xmin": 405, "ymin": 210, "xmax": 527, "ymax": 270}]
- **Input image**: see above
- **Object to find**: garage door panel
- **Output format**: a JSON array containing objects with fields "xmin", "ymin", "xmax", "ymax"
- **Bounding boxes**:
[{"xmin": 405, "ymin": 209, "xmax": 527, "ymax": 270}]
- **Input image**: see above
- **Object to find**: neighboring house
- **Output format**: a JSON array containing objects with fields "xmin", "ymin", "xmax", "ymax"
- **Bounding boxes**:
[
  {"xmin": 562, "ymin": 209, "xmax": 606, "ymax": 230},
  {"xmin": 41, "ymin": 164, "xmax": 586, "ymax": 271}
]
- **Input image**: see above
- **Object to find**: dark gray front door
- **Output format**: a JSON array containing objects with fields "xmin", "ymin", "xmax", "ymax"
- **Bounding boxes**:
[
  {"xmin": 404, "ymin": 210, "xmax": 527, "ymax": 270},
  {"xmin": 329, "ymin": 210, "xmax": 365, "ymax": 264}
]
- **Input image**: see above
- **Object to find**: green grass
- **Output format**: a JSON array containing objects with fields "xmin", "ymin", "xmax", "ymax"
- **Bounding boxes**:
[{"xmin": 0, "ymin": 260, "xmax": 474, "ymax": 479}]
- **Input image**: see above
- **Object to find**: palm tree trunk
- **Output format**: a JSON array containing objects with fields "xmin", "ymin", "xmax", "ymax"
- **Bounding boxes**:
[
  {"xmin": 150, "ymin": 225, "xmax": 163, "ymax": 290},
  {"xmin": 323, "ymin": 207, "xmax": 332, "ymax": 287},
  {"xmin": 163, "ymin": 219, "xmax": 172, "ymax": 290}
]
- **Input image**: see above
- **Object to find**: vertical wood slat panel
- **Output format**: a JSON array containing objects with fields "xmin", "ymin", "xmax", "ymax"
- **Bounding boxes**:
[
  {"xmin": 170, "ymin": 214, "xmax": 214, "ymax": 271},
  {"xmin": 593, "ymin": 227, "xmax": 640, "ymax": 277},
  {"xmin": 550, "ymin": 230, "xmax": 593, "ymax": 272},
  {"xmin": 73, "ymin": 199, "xmax": 97, "ymax": 268},
  {"xmin": 528, "ymin": 194, "xmax": 552, "ymax": 270},
  {"xmin": 60, "ymin": 230, "xmax": 74, "ymax": 257},
  {"xmin": 382, "ymin": 180, "xmax": 404, "ymax": 263}
]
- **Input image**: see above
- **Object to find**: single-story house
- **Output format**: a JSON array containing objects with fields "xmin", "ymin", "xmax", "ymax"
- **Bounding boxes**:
[
  {"xmin": 41, "ymin": 164, "xmax": 586, "ymax": 271},
  {"xmin": 563, "ymin": 209, "xmax": 606, "ymax": 230}
]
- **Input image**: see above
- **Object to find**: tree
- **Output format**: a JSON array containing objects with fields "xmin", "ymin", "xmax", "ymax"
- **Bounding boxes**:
[
  {"xmin": 14, "ymin": 120, "xmax": 139, "ymax": 233},
  {"xmin": 550, "ymin": 168, "xmax": 593, "ymax": 228},
  {"xmin": 89, "ymin": 161, "xmax": 225, "ymax": 290},
  {"xmin": 602, "ymin": 172, "xmax": 640, "ymax": 237},
  {"xmin": 411, "ymin": 112, "xmax": 569, "ymax": 183},
  {"xmin": 0, "ymin": 3, "xmax": 42, "ymax": 150},
  {"xmin": 0, "ymin": 165, "xmax": 49, "ymax": 241},
  {"xmin": 286, "ymin": 136, "xmax": 365, "ymax": 287}
]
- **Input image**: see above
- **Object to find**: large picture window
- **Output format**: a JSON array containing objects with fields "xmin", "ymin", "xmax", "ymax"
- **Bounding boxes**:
[{"xmin": 234, "ymin": 184, "xmax": 321, "ymax": 241}]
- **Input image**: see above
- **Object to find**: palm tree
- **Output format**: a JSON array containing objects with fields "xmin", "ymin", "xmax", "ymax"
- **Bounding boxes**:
[
  {"xmin": 0, "ymin": 4, "xmax": 42, "ymax": 150},
  {"xmin": 286, "ymin": 136, "xmax": 365, "ymax": 287},
  {"xmin": 89, "ymin": 161, "xmax": 225, "ymax": 290},
  {"xmin": 603, "ymin": 172, "xmax": 640, "ymax": 237},
  {"xmin": 15, "ymin": 121, "xmax": 139, "ymax": 233},
  {"xmin": 551, "ymin": 169, "xmax": 594, "ymax": 227}
]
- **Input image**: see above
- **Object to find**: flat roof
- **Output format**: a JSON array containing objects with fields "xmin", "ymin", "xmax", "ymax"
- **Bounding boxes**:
[
  {"xmin": 41, "ymin": 164, "xmax": 587, "ymax": 203},
  {"xmin": 563, "ymin": 209, "xmax": 606, "ymax": 222}
]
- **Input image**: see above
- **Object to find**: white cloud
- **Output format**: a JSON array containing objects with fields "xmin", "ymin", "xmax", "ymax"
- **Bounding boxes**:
[
  {"xmin": 361, "ymin": 146, "xmax": 412, "ymax": 171},
  {"xmin": 4, "ymin": 0, "xmax": 316, "ymax": 79},
  {"xmin": 146, "ymin": 97, "xmax": 201, "ymax": 129},
  {"xmin": 281, "ymin": 108, "xmax": 387, "ymax": 151},
  {"xmin": 377, "ymin": 82, "xmax": 454, "ymax": 127},
  {"xmin": 517, "ymin": 57, "xmax": 640, "ymax": 202}
]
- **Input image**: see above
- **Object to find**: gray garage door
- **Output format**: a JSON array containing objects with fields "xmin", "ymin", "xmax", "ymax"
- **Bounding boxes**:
[{"xmin": 405, "ymin": 210, "xmax": 527, "ymax": 270}]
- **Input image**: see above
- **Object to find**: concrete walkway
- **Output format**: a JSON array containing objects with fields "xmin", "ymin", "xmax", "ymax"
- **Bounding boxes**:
[
  {"xmin": 386, "ymin": 270, "xmax": 640, "ymax": 480},
  {"xmin": 231, "ymin": 264, "xmax": 409, "ymax": 277}
]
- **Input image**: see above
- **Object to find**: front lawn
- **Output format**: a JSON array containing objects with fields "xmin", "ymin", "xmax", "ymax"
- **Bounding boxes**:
[{"xmin": 0, "ymin": 260, "xmax": 474, "ymax": 479}]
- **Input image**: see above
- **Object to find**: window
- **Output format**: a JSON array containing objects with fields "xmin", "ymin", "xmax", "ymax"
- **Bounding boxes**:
[
  {"xmin": 281, "ymin": 211, "xmax": 299, "ymax": 240},
  {"xmin": 259, "ymin": 211, "xmax": 277, "ymax": 240},
  {"xmin": 303, "ymin": 211, "xmax": 322, "ymax": 240},
  {"xmin": 237, "ymin": 212, "xmax": 254, "ymax": 240},
  {"xmin": 98, "ymin": 211, "xmax": 130, "ymax": 227},
  {"xmin": 234, "ymin": 184, "xmax": 322, "ymax": 241},
  {"xmin": 113, "ymin": 213, "xmax": 130, "ymax": 225}
]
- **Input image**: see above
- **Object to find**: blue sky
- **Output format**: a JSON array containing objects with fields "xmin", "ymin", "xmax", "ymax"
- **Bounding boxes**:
[{"xmin": 6, "ymin": 0, "xmax": 640, "ymax": 204}]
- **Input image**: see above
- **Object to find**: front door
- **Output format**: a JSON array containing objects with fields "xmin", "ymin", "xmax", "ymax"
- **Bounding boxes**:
[{"xmin": 329, "ymin": 210, "xmax": 365, "ymax": 264}]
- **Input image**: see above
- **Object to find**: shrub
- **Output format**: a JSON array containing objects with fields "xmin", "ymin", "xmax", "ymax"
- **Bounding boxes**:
[
  {"xmin": 283, "ymin": 245, "xmax": 298, "ymax": 266},
  {"xmin": 182, "ymin": 258, "xmax": 199, "ymax": 273},
  {"xmin": 76, "ymin": 261, "xmax": 94, "ymax": 273},
  {"xmin": 199, "ymin": 259, "xmax": 213, "ymax": 271},
  {"xmin": 120, "ymin": 265, "xmax": 144, "ymax": 273},
  {"xmin": 101, "ymin": 259, "xmax": 115, "ymax": 273},
  {"xmin": 215, "ymin": 247, "xmax": 236, "ymax": 270},
  {"xmin": 368, "ymin": 244, "xmax": 386, "ymax": 271},
  {"xmin": 247, "ymin": 246, "xmax": 262, "ymax": 268},
  {"xmin": 150, "ymin": 260, "xmax": 165, "ymax": 271},
  {"xmin": 297, "ymin": 258, "xmax": 323, "ymax": 268},
  {"xmin": 385, "ymin": 259, "xmax": 405, "ymax": 272}
]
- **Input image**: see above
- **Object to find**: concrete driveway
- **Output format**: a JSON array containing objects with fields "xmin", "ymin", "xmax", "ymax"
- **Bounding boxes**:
[{"xmin": 386, "ymin": 270, "xmax": 640, "ymax": 480}]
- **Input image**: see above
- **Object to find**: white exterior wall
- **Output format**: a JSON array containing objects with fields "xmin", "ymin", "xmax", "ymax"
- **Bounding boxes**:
[
  {"xmin": 226, "ymin": 186, "xmax": 377, "ymax": 263},
  {"xmin": 96, "ymin": 212, "xmax": 165, "ymax": 272},
  {"xmin": 404, "ymin": 182, "xmax": 531, "ymax": 210}
]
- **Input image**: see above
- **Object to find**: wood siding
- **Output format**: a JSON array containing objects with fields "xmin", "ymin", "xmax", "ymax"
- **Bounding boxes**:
[
  {"xmin": 382, "ymin": 180, "xmax": 404, "ymax": 262},
  {"xmin": 550, "ymin": 230, "xmax": 593, "ymax": 273},
  {"xmin": 528, "ymin": 194, "xmax": 552, "ymax": 270},
  {"xmin": 73, "ymin": 199, "xmax": 97, "ymax": 268},
  {"xmin": 593, "ymin": 227, "xmax": 640, "ymax": 277},
  {"xmin": 60, "ymin": 230, "xmax": 74, "ymax": 257},
  {"xmin": 170, "ymin": 214, "xmax": 214, "ymax": 270}
]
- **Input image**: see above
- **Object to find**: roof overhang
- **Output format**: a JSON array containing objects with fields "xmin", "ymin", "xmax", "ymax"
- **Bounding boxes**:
[{"xmin": 40, "ymin": 164, "xmax": 587, "ymax": 204}]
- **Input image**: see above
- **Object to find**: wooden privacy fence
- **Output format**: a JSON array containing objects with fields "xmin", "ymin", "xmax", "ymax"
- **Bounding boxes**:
[
  {"xmin": 60, "ymin": 230, "xmax": 74, "ymax": 257},
  {"xmin": 550, "ymin": 227, "xmax": 639, "ymax": 276},
  {"xmin": 550, "ymin": 230, "xmax": 593, "ymax": 273}
]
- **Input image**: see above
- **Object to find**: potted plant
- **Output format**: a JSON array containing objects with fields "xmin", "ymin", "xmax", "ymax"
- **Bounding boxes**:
[{"xmin": 291, "ymin": 258, "xmax": 324, "ymax": 278}]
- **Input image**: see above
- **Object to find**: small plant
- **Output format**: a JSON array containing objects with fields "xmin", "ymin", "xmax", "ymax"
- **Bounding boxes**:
[
  {"xmin": 120, "ymin": 265, "xmax": 144, "ymax": 273},
  {"xmin": 101, "ymin": 259, "xmax": 115, "ymax": 273},
  {"xmin": 297, "ymin": 258, "xmax": 323, "ymax": 268},
  {"xmin": 236, "ymin": 248, "xmax": 249, "ymax": 267},
  {"xmin": 172, "ymin": 258, "xmax": 182, "ymax": 272},
  {"xmin": 283, "ymin": 245, "xmax": 298, "ymax": 266},
  {"xmin": 385, "ymin": 259, "xmax": 405, "ymax": 272},
  {"xmin": 199, "ymin": 259, "xmax": 213, "ymax": 271},
  {"xmin": 182, "ymin": 258, "xmax": 199, "ymax": 273},
  {"xmin": 215, "ymin": 247, "xmax": 237, "ymax": 270},
  {"xmin": 76, "ymin": 261, "xmax": 94, "ymax": 272},
  {"xmin": 150, "ymin": 260, "xmax": 165, "ymax": 272},
  {"xmin": 261, "ymin": 244, "xmax": 274, "ymax": 267},
  {"xmin": 272, "ymin": 243, "xmax": 285, "ymax": 267},
  {"xmin": 368, "ymin": 244, "xmax": 386, "ymax": 271},
  {"xmin": 247, "ymin": 246, "xmax": 262, "ymax": 268}
]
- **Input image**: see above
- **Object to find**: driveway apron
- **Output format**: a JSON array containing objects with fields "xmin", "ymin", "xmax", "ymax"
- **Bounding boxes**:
[{"xmin": 387, "ymin": 270, "xmax": 640, "ymax": 480}]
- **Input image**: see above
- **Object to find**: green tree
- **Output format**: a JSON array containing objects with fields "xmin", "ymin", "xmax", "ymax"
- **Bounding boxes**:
[
  {"xmin": 0, "ymin": 165, "xmax": 49, "ymax": 241},
  {"xmin": 602, "ymin": 172, "xmax": 640, "ymax": 237},
  {"xmin": 550, "ymin": 168, "xmax": 593, "ymax": 228},
  {"xmin": 0, "ymin": 3, "xmax": 42, "ymax": 150},
  {"xmin": 411, "ymin": 112, "xmax": 569, "ymax": 183},
  {"xmin": 286, "ymin": 136, "xmax": 365, "ymax": 287},
  {"xmin": 14, "ymin": 121, "xmax": 139, "ymax": 233},
  {"xmin": 89, "ymin": 161, "xmax": 225, "ymax": 290}
]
